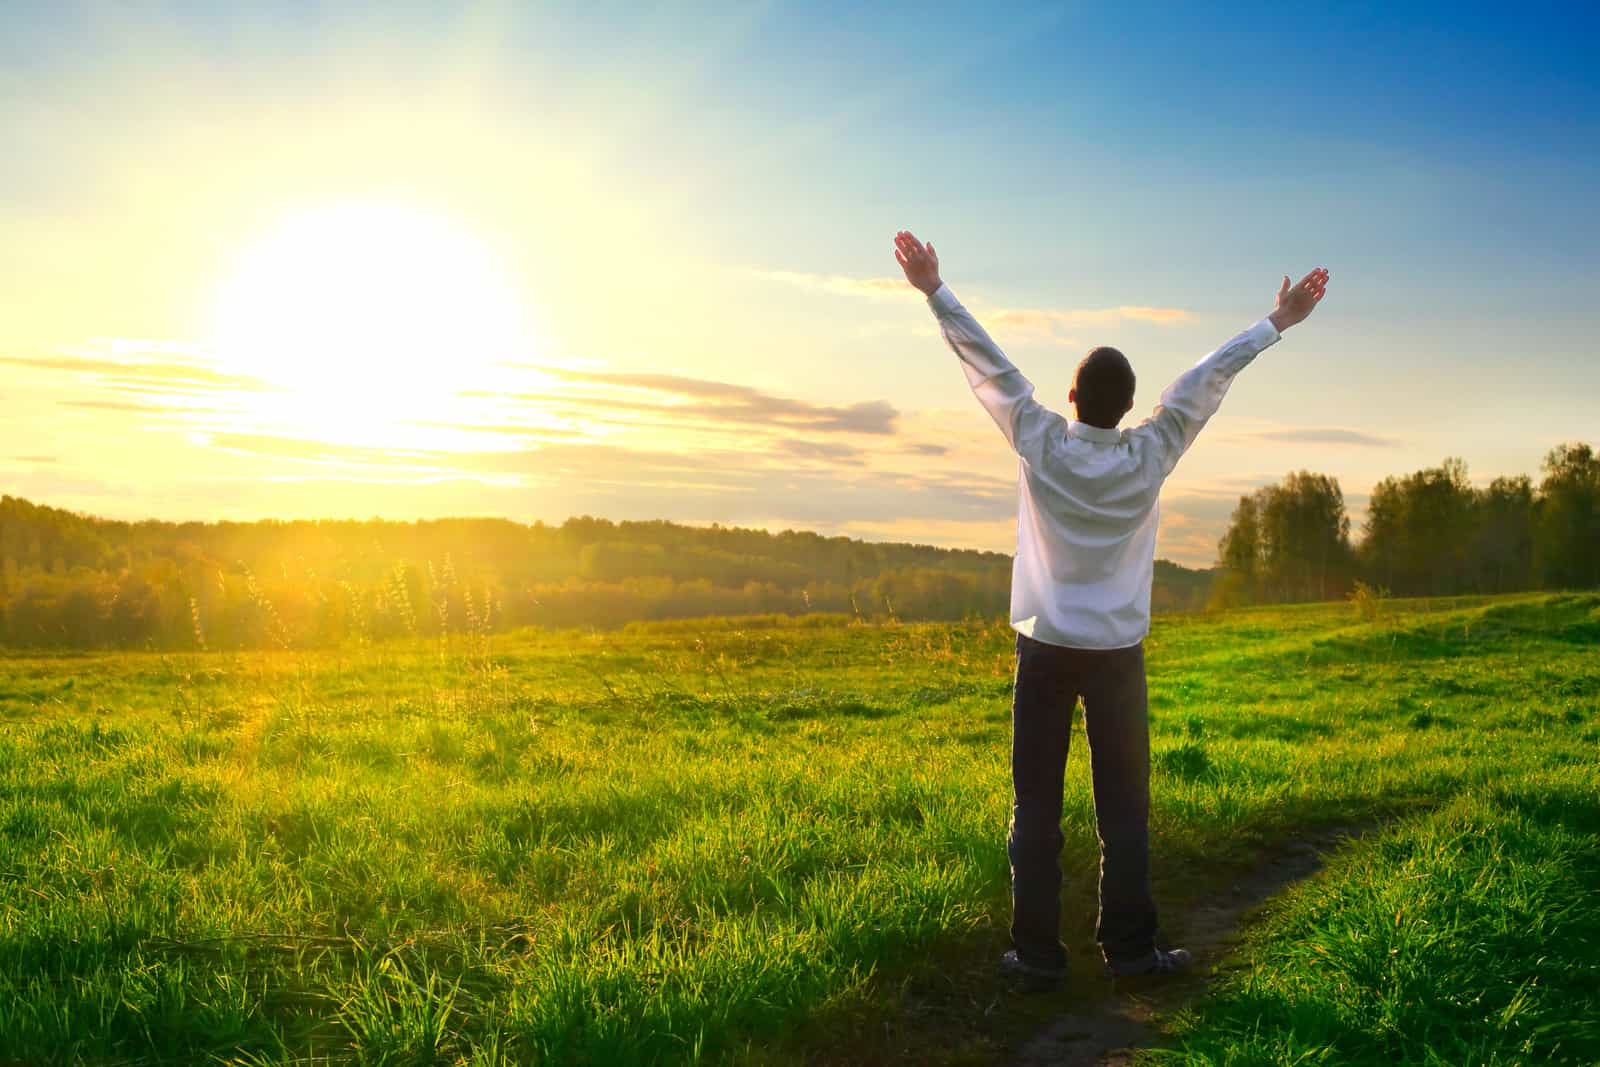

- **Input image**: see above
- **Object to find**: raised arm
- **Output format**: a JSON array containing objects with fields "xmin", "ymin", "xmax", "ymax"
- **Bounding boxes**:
[
  {"xmin": 894, "ymin": 230, "xmax": 1063, "ymax": 464},
  {"xmin": 1135, "ymin": 267, "xmax": 1330, "ymax": 479}
]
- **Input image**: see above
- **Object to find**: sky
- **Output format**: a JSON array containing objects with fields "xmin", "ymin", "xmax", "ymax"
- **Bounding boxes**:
[{"xmin": 4, "ymin": 1, "xmax": 1597, "ymax": 566}]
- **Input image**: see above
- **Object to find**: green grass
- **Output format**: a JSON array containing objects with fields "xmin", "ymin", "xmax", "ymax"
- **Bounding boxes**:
[
  {"xmin": 0, "ymin": 592, "xmax": 1596, "ymax": 1064},
  {"xmin": 1161, "ymin": 782, "xmax": 1600, "ymax": 1065}
]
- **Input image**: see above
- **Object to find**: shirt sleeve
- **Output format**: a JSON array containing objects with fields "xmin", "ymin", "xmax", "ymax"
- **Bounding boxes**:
[
  {"xmin": 1131, "ymin": 317, "xmax": 1281, "ymax": 481},
  {"xmin": 927, "ymin": 283, "xmax": 1064, "ymax": 465}
]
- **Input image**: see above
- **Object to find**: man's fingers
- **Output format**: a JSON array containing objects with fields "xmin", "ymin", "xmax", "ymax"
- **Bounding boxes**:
[
  {"xmin": 1280, "ymin": 276, "xmax": 1291, "ymax": 296},
  {"xmin": 1305, "ymin": 265, "xmax": 1330, "ymax": 304},
  {"xmin": 894, "ymin": 248, "xmax": 909, "ymax": 266}
]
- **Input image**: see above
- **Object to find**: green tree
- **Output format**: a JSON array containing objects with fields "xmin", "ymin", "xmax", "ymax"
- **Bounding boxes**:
[
  {"xmin": 1535, "ymin": 443, "xmax": 1600, "ymax": 589},
  {"xmin": 1257, "ymin": 471, "xmax": 1353, "ymax": 601},
  {"xmin": 1360, "ymin": 458, "xmax": 1477, "ymax": 596},
  {"xmin": 1211, "ymin": 494, "xmax": 1262, "ymax": 607},
  {"xmin": 1472, "ymin": 475, "xmax": 1535, "ymax": 593},
  {"xmin": 1214, "ymin": 472, "xmax": 1351, "ymax": 605}
]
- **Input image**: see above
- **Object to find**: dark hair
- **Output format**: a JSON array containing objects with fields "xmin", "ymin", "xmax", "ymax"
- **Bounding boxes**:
[{"xmin": 1072, "ymin": 346, "xmax": 1136, "ymax": 428}]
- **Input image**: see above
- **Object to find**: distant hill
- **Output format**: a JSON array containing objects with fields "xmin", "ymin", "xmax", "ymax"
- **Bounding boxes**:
[
  {"xmin": 1153, "ymin": 558, "xmax": 1216, "ymax": 613},
  {"xmin": 0, "ymin": 494, "xmax": 1212, "ymax": 648}
]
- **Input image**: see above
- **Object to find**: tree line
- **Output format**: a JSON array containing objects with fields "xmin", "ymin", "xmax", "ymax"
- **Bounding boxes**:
[
  {"xmin": 0, "ymin": 496, "xmax": 1214, "ymax": 649},
  {"xmin": 1210, "ymin": 442, "xmax": 1599, "ymax": 606}
]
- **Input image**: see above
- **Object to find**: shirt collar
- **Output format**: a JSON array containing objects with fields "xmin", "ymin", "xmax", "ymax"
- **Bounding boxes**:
[{"xmin": 1068, "ymin": 420, "xmax": 1123, "ymax": 444}]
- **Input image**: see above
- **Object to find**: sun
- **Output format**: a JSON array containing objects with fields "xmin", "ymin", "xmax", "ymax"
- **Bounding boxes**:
[{"xmin": 206, "ymin": 200, "xmax": 535, "ymax": 439}]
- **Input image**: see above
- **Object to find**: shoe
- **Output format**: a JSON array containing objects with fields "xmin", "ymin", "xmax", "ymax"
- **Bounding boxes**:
[
  {"xmin": 999, "ymin": 949, "xmax": 1067, "ymax": 992},
  {"xmin": 1102, "ymin": 947, "xmax": 1193, "ymax": 979}
]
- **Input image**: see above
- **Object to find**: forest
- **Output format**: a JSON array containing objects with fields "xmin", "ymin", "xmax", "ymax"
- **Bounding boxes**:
[
  {"xmin": 1210, "ymin": 441, "xmax": 1600, "ymax": 606},
  {"xmin": 5, "ymin": 440, "xmax": 1591, "ymax": 650},
  {"xmin": 0, "ymin": 496, "xmax": 1217, "ymax": 649}
]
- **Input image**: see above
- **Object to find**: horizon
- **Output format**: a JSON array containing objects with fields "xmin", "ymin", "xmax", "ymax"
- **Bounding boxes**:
[
  {"xmin": 8, "ymin": 489, "xmax": 1228, "ymax": 572},
  {"xmin": 4, "ymin": 4, "xmax": 1597, "ymax": 567}
]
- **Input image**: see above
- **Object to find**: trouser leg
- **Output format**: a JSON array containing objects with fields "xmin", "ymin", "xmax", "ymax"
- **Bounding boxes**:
[
  {"xmin": 1007, "ymin": 633, "xmax": 1076, "ymax": 969},
  {"xmin": 1080, "ymin": 641, "xmax": 1158, "ymax": 962}
]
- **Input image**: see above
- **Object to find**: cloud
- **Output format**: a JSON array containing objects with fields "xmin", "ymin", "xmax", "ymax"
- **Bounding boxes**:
[
  {"xmin": 9, "ymin": 337, "xmax": 1028, "ymax": 548},
  {"xmin": 200, "ymin": 432, "xmax": 470, "ymax": 473},
  {"xmin": 444, "ymin": 442, "xmax": 1015, "ymax": 526},
  {"xmin": 1225, "ymin": 427, "xmax": 1402, "ymax": 448},
  {"xmin": 1153, "ymin": 489, "xmax": 1265, "ymax": 567},
  {"xmin": 2, "ymin": 355, "xmax": 272, "ymax": 393},
  {"xmin": 987, "ymin": 305, "xmax": 1192, "ymax": 335},
  {"xmin": 411, "ymin": 421, "xmax": 586, "ymax": 442},
  {"xmin": 14, "ymin": 455, "xmax": 57, "ymax": 463},
  {"xmin": 747, "ymin": 270, "xmax": 916, "ymax": 300},
  {"xmin": 486, "ymin": 367, "xmax": 900, "ymax": 435},
  {"xmin": 749, "ymin": 269, "xmax": 1192, "ymax": 340},
  {"xmin": 59, "ymin": 399, "xmax": 176, "ymax": 413},
  {"xmin": 58, "ymin": 397, "xmax": 236, "ymax": 416},
  {"xmin": 827, "ymin": 516, "xmax": 1018, "ymax": 552},
  {"xmin": 1116, "ymin": 307, "xmax": 1193, "ymax": 325},
  {"xmin": 1, "ymin": 470, "xmax": 129, "ymax": 502},
  {"xmin": 780, "ymin": 438, "xmax": 865, "ymax": 464}
]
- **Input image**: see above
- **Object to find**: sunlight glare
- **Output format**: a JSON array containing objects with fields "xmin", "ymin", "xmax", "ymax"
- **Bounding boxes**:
[{"xmin": 207, "ymin": 201, "xmax": 535, "ymax": 441}]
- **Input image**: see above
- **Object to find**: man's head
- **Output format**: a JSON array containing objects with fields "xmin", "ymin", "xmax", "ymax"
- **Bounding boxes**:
[{"xmin": 1068, "ymin": 346, "xmax": 1136, "ymax": 429}]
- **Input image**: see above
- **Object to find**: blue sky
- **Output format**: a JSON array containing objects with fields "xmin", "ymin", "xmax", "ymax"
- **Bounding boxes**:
[{"xmin": 3, "ymin": 2, "xmax": 1597, "ymax": 564}]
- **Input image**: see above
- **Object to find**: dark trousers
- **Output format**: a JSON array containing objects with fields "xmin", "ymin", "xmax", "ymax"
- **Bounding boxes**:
[{"xmin": 1007, "ymin": 632, "xmax": 1158, "ymax": 967}]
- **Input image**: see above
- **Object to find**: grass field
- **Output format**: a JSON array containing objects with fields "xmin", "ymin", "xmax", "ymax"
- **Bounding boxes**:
[{"xmin": 1, "ymin": 592, "xmax": 1596, "ymax": 1064}]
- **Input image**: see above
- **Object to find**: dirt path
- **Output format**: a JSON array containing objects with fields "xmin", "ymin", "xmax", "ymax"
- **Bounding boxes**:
[{"xmin": 999, "ymin": 824, "xmax": 1373, "ymax": 1067}]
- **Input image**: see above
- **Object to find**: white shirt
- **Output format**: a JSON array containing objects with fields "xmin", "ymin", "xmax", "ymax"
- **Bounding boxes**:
[{"xmin": 927, "ymin": 283, "xmax": 1281, "ymax": 650}]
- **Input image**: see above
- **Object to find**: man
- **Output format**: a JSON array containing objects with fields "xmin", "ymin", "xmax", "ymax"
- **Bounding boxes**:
[{"xmin": 892, "ymin": 230, "xmax": 1328, "ymax": 991}]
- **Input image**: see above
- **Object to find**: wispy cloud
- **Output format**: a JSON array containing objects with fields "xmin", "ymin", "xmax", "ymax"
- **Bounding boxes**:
[
  {"xmin": 412, "ymin": 421, "xmax": 586, "ymax": 442},
  {"xmin": 199, "ymin": 432, "xmax": 486, "ymax": 476},
  {"xmin": 486, "ymin": 367, "xmax": 900, "ymax": 435},
  {"xmin": 1152, "ymin": 492, "xmax": 1240, "ymax": 566},
  {"xmin": 749, "ymin": 269, "xmax": 1192, "ymax": 341},
  {"xmin": 448, "ymin": 442, "xmax": 1015, "ymax": 525},
  {"xmin": 7, "ymin": 338, "xmax": 1019, "ymax": 555},
  {"xmin": 59, "ymin": 397, "xmax": 238, "ymax": 417},
  {"xmin": 780, "ymin": 438, "xmax": 866, "ymax": 464},
  {"xmin": 747, "ymin": 270, "xmax": 915, "ymax": 300},
  {"xmin": 988, "ymin": 305, "xmax": 1192, "ymax": 335},
  {"xmin": 2, "ymin": 354, "xmax": 272, "ymax": 393},
  {"xmin": 58, "ymin": 399, "xmax": 165, "ymax": 413},
  {"xmin": 1224, "ymin": 427, "xmax": 1402, "ymax": 448}
]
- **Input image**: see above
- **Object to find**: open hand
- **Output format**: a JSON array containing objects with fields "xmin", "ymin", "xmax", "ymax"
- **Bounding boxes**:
[
  {"xmin": 894, "ymin": 231, "xmax": 942, "ymax": 296},
  {"xmin": 1269, "ymin": 268, "xmax": 1330, "ymax": 332}
]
